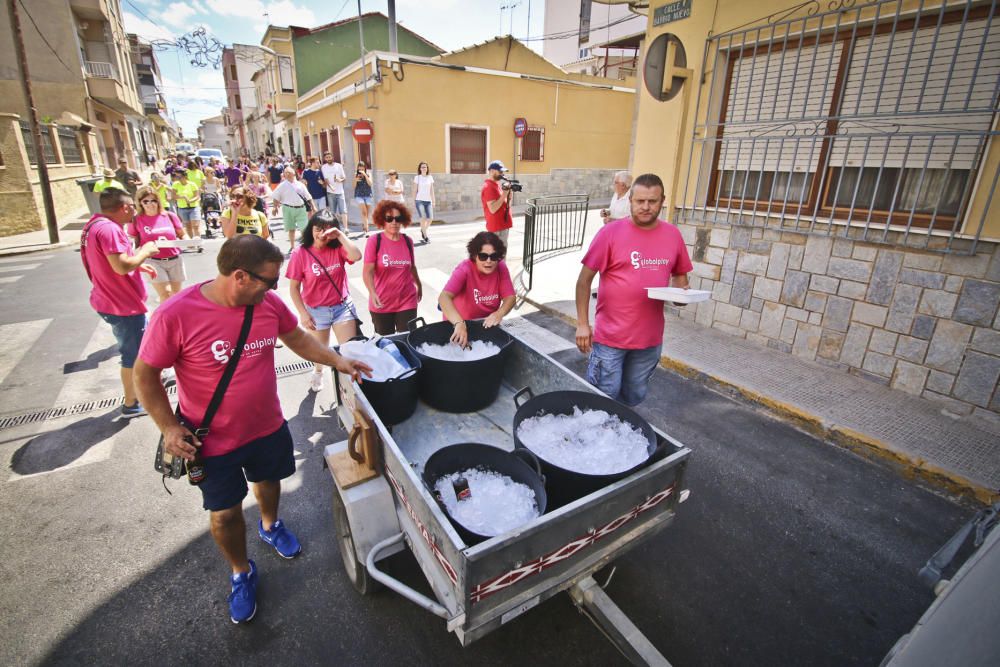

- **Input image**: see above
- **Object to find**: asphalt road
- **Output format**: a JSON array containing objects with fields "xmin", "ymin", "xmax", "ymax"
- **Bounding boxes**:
[{"xmin": 0, "ymin": 219, "xmax": 977, "ymax": 666}]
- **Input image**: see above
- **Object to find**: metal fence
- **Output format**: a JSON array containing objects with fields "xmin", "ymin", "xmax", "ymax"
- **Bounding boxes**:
[
  {"xmin": 678, "ymin": 0, "xmax": 1000, "ymax": 254},
  {"xmin": 516, "ymin": 194, "xmax": 590, "ymax": 303},
  {"xmin": 19, "ymin": 121, "xmax": 57, "ymax": 165},
  {"xmin": 56, "ymin": 126, "xmax": 83, "ymax": 163}
]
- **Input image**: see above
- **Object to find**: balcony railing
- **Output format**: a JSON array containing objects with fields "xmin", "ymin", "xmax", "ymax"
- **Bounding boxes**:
[{"xmin": 84, "ymin": 61, "xmax": 115, "ymax": 79}]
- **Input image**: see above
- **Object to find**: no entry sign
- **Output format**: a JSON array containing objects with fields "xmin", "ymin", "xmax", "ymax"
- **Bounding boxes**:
[
  {"xmin": 352, "ymin": 119, "xmax": 374, "ymax": 143},
  {"xmin": 513, "ymin": 117, "xmax": 527, "ymax": 138}
]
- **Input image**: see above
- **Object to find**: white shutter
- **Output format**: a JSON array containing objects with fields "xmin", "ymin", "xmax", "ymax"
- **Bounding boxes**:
[
  {"xmin": 829, "ymin": 18, "xmax": 999, "ymax": 170},
  {"xmin": 278, "ymin": 56, "xmax": 294, "ymax": 92},
  {"xmin": 719, "ymin": 42, "xmax": 841, "ymax": 173}
]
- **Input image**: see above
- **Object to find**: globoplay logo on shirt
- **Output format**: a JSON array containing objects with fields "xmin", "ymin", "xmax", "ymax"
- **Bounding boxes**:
[
  {"xmin": 473, "ymin": 288, "xmax": 499, "ymax": 306},
  {"xmin": 311, "ymin": 261, "xmax": 341, "ymax": 277},
  {"xmin": 381, "ymin": 254, "xmax": 411, "ymax": 268},
  {"xmin": 210, "ymin": 336, "xmax": 277, "ymax": 364},
  {"xmin": 630, "ymin": 250, "xmax": 671, "ymax": 271}
]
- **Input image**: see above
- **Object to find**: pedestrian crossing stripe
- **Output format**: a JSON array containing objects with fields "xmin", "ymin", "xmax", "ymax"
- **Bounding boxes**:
[
  {"xmin": 0, "ymin": 264, "xmax": 40, "ymax": 273},
  {"xmin": 0, "ymin": 276, "xmax": 21, "ymax": 284},
  {"xmin": 0, "ymin": 319, "xmax": 53, "ymax": 386}
]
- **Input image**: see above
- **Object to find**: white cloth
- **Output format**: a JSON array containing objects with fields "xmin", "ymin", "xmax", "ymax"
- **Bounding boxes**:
[
  {"xmin": 321, "ymin": 162, "xmax": 346, "ymax": 195},
  {"xmin": 609, "ymin": 191, "xmax": 630, "ymax": 220},
  {"xmin": 384, "ymin": 178, "xmax": 405, "ymax": 203},
  {"xmin": 272, "ymin": 179, "xmax": 311, "ymax": 207},
  {"xmin": 413, "ymin": 174, "xmax": 434, "ymax": 200}
]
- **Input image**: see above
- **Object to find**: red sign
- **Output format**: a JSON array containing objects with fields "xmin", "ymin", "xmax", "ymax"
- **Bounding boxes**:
[
  {"xmin": 352, "ymin": 119, "xmax": 374, "ymax": 144},
  {"xmin": 513, "ymin": 117, "xmax": 528, "ymax": 138}
]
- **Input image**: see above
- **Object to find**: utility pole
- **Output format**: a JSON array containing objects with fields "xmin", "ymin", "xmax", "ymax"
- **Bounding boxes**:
[
  {"xmin": 7, "ymin": 0, "xmax": 59, "ymax": 244},
  {"xmin": 387, "ymin": 0, "xmax": 398, "ymax": 54},
  {"xmin": 357, "ymin": 0, "xmax": 369, "ymax": 109}
]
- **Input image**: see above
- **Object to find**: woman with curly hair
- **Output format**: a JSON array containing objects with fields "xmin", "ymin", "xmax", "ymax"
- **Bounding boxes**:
[
  {"xmin": 439, "ymin": 231, "xmax": 515, "ymax": 348},
  {"xmin": 362, "ymin": 200, "xmax": 423, "ymax": 334}
]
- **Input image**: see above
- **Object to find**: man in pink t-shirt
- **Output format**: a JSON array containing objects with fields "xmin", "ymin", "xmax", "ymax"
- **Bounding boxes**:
[
  {"xmin": 575, "ymin": 173, "xmax": 693, "ymax": 406},
  {"xmin": 80, "ymin": 188, "xmax": 159, "ymax": 418},
  {"xmin": 133, "ymin": 235, "xmax": 371, "ymax": 625}
]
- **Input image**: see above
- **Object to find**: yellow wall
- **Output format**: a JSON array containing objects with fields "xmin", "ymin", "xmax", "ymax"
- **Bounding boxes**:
[
  {"xmin": 632, "ymin": 0, "xmax": 999, "ymax": 239},
  {"xmin": 297, "ymin": 44, "xmax": 634, "ymax": 176}
]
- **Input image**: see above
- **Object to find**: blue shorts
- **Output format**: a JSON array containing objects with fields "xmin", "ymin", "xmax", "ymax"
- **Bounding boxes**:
[
  {"xmin": 306, "ymin": 298, "xmax": 358, "ymax": 330},
  {"xmin": 198, "ymin": 421, "xmax": 295, "ymax": 511},
  {"xmin": 327, "ymin": 193, "xmax": 346, "ymax": 214},
  {"xmin": 98, "ymin": 312, "xmax": 146, "ymax": 368},
  {"xmin": 176, "ymin": 206, "xmax": 202, "ymax": 222},
  {"xmin": 414, "ymin": 200, "xmax": 433, "ymax": 219},
  {"xmin": 586, "ymin": 341, "xmax": 662, "ymax": 407},
  {"xmin": 355, "ymin": 195, "xmax": 374, "ymax": 206},
  {"xmin": 312, "ymin": 197, "xmax": 326, "ymax": 211}
]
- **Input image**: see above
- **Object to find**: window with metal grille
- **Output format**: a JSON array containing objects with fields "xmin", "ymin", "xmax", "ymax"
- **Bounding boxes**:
[
  {"xmin": 449, "ymin": 127, "xmax": 486, "ymax": 174},
  {"xmin": 520, "ymin": 127, "xmax": 544, "ymax": 161},
  {"xmin": 20, "ymin": 122, "xmax": 57, "ymax": 165},
  {"xmin": 688, "ymin": 0, "xmax": 1000, "ymax": 250},
  {"xmin": 57, "ymin": 126, "xmax": 83, "ymax": 163}
]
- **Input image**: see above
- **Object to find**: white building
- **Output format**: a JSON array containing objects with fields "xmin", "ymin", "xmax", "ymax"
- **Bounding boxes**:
[
  {"xmin": 197, "ymin": 113, "xmax": 231, "ymax": 154},
  {"xmin": 542, "ymin": 0, "xmax": 646, "ymax": 78}
]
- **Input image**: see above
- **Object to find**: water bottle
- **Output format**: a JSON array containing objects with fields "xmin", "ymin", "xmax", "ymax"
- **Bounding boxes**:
[{"xmin": 378, "ymin": 339, "xmax": 411, "ymax": 371}]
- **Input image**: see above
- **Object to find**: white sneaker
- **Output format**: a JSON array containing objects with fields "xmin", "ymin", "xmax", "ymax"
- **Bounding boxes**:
[
  {"xmin": 161, "ymin": 367, "xmax": 176, "ymax": 387},
  {"xmin": 309, "ymin": 370, "xmax": 324, "ymax": 393}
]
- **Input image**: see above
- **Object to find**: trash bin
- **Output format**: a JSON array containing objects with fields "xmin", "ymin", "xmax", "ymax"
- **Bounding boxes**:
[{"xmin": 76, "ymin": 176, "xmax": 102, "ymax": 215}]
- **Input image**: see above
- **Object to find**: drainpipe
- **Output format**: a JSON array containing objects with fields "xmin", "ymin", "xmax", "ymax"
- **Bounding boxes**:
[
  {"xmin": 357, "ymin": 0, "xmax": 369, "ymax": 109},
  {"xmin": 388, "ymin": 0, "xmax": 398, "ymax": 54}
]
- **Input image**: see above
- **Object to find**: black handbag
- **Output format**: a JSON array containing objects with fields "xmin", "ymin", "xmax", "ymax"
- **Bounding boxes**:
[{"xmin": 154, "ymin": 305, "xmax": 254, "ymax": 490}]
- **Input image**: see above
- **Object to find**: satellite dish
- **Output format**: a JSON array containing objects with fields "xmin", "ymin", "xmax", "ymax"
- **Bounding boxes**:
[{"xmin": 643, "ymin": 33, "xmax": 688, "ymax": 102}]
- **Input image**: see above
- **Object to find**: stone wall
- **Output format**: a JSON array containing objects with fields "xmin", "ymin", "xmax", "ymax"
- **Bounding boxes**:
[
  {"xmin": 370, "ymin": 168, "xmax": 621, "ymax": 213},
  {"xmin": 671, "ymin": 221, "xmax": 1000, "ymax": 424}
]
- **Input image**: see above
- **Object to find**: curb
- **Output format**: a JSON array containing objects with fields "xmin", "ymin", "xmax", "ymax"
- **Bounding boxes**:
[
  {"xmin": 525, "ymin": 296, "xmax": 996, "ymax": 505},
  {"xmin": 0, "ymin": 240, "xmax": 77, "ymax": 257}
]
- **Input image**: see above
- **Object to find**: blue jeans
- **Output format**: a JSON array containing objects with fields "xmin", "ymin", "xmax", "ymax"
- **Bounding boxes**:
[
  {"xmin": 326, "ymin": 193, "xmax": 346, "ymax": 214},
  {"xmin": 586, "ymin": 342, "xmax": 662, "ymax": 406},
  {"xmin": 414, "ymin": 200, "xmax": 433, "ymax": 219}
]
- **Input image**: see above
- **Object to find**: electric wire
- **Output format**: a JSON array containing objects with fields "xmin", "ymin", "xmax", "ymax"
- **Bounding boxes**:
[{"xmin": 17, "ymin": 0, "xmax": 77, "ymax": 77}]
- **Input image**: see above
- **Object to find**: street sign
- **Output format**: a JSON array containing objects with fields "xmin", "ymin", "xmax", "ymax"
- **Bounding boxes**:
[
  {"xmin": 352, "ymin": 120, "xmax": 374, "ymax": 144},
  {"xmin": 653, "ymin": 0, "xmax": 691, "ymax": 27},
  {"xmin": 513, "ymin": 117, "xmax": 528, "ymax": 138}
]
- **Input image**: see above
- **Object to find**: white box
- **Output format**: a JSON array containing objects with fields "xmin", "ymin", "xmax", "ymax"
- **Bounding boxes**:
[
  {"xmin": 646, "ymin": 287, "xmax": 711, "ymax": 304},
  {"xmin": 155, "ymin": 238, "xmax": 203, "ymax": 249}
]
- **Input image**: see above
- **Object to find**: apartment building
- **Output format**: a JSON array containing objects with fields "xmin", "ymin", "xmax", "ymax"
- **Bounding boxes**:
[
  {"xmin": 222, "ymin": 44, "xmax": 268, "ymax": 156},
  {"xmin": 543, "ymin": 0, "xmax": 646, "ymax": 78}
]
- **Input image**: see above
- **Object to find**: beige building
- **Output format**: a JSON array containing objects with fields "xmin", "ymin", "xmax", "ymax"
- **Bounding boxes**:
[{"xmin": 630, "ymin": 0, "xmax": 1000, "ymax": 419}]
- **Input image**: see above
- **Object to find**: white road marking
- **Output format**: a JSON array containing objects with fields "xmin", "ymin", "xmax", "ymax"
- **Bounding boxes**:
[
  {"xmin": 51, "ymin": 319, "xmax": 122, "ymax": 407},
  {"xmin": 0, "ymin": 254, "xmax": 52, "ymax": 264},
  {"xmin": 0, "ymin": 276, "xmax": 22, "ymax": 284},
  {"xmin": 0, "ymin": 319, "xmax": 53, "ymax": 385},
  {"xmin": 0, "ymin": 264, "xmax": 40, "ymax": 273},
  {"xmin": 501, "ymin": 316, "xmax": 576, "ymax": 354}
]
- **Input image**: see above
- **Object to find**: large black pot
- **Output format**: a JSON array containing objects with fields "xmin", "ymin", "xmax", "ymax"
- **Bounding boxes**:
[
  {"xmin": 405, "ymin": 317, "xmax": 512, "ymax": 413},
  {"xmin": 357, "ymin": 340, "xmax": 421, "ymax": 425},
  {"xmin": 423, "ymin": 443, "xmax": 547, "ymax": 545},
  {"xmin": 512, "ymin": 387, "xmax": 664, "ymax": 508}
]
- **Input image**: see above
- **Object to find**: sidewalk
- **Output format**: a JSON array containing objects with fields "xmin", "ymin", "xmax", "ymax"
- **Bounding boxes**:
[{"xmin": 523, "ymin": 212, "xmax": 1000, "ymax": 504}]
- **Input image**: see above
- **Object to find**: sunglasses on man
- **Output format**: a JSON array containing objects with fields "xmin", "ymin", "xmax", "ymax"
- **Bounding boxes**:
[
  {"xmin": 476, "ymin": 252, "xmax": 503, "ymax": 262},
  {"xmin": 243, "ymin": 268, "xmax": 279, "ymax": 290}
]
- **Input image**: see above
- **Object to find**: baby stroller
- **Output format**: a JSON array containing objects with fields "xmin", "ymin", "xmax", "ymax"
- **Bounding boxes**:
[{"xmin": 201, "ymin": 192, "xmax": 222, "ymax": 238}]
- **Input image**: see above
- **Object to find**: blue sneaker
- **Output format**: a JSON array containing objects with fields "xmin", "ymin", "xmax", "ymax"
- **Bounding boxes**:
[
  {"xmin": 228, "ymin": 559, "xmax": 257, "ymax": 624},
  {"xmin": 120, "ymin": 402, "xmax": 147, "ymax": 419},
  {"xmin": 258, "ymin": 519, "xmax": 302, "ymax": 559}
]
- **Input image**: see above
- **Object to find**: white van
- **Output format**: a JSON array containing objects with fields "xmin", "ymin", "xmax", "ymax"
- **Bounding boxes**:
[{"xmin": 175, "ymin": 142, "xmax": 194, "ymax": 154}]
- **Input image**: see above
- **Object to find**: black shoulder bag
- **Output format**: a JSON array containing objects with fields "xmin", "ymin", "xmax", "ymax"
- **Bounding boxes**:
[{"xmin": 154, "ymin": 305, "xmax": 254, "ymax": 491}]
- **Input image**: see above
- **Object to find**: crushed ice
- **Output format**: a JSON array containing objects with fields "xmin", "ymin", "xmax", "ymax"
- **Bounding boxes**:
[
  {"xmin": 434, "ymin": 468, "xmax": 539, "ymax": 537},
  {"xmin": 417, "ymin": 340, "xmax": 501, "ymax": 361},
  {"xmin": 516, "ymin": 406, "xmax": 649, "ymax": 474}
]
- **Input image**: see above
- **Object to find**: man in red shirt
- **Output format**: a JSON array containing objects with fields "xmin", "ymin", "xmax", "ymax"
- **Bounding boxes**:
[
  {"xmin": 80, "ymin": 188, "xmax": 159, "ymax": 418},
  {"xmin": 574, "ymin": 173, "xmax": 693, "ymax": 406},
  {"xmin": 481, "ymin": 160, "xmax": 513, "ymax": 245}
]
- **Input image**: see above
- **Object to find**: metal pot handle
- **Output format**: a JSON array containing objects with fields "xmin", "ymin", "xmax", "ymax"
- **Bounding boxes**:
[
  {"xmin": 513, "ymin": 386, "xmax": 534, "ymax": 409},
  {"xmin": 406, "ymin": 316, "xmax": 426, "ymax": 332},
  {"xmin": 512, "ymin": 447, "xmax": 543, "ymax": 480}
]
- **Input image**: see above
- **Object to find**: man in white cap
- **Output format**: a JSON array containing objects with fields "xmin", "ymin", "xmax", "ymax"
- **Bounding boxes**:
[{"xmin": 481, "ymin": 160, "xmax": 513, "ymax": 245}]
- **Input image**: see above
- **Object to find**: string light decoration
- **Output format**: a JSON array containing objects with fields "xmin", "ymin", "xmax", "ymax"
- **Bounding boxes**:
[{"xmin": 151, "ymin": 28, "xmax": 225, "ymax": 69}]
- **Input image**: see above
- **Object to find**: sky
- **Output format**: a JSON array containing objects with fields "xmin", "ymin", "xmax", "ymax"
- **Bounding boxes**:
[{"xmin": 122, "ymin": 0, "xmax": 549, "ymax": 137}]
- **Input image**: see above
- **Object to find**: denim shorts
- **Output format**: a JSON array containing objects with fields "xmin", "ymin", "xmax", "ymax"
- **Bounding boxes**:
[
  {"xmin": 176, "ymin": 206, "xmax": 202, "ymax": 222},
  {"xmin": 414, "ymin": 200, "xmax": 433, "ymax": 219},
  {"xmin": 586, "ymin": 341, "xmax": 662, "ymax": 407},
  {"xmin": 312, "ymin": 197, "xmax": 327, "ymax": 211},
  {"xmin": 355, "ymin": 195, "xmax": 373, "ymax": 206},
  {"xmin": 306, "ymin": 298, "xmax": 358, "ymax": 330},
  {"xmin": 98, "ymin": 312, "xmax": 146, "ymax": 368},
  {"xmin": 327, "ymin": 193, "xmax": 346, "ymax": 214},
  {"xmin": 197, "ymin": 421, "xmax": 295, "ymax": 511}
]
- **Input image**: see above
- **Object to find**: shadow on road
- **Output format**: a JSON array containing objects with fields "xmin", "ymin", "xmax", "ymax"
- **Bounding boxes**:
[
  {"xmin": 9, "ymin": 411, "xmax": 130, "ymax": 475},
  {"xmin": 62, "ymin": 344, "xmax": 118, "ymax": 374}
]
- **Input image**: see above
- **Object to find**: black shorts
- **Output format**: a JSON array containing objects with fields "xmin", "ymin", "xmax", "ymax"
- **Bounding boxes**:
[
  {"xmin": 371, "ymin": 309, "xmax": 418, "ymax": 335},
  {"xmin": 198, "ymin": 422, "xmax": 295, "ymax": 511}
]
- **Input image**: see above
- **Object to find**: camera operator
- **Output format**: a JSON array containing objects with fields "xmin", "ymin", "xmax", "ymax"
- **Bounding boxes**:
[{"xmin": 481, "ymin": 160, "xmax": 514, "ymax": 245}]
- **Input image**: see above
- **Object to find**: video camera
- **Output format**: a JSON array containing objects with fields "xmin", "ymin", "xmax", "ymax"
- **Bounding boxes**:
[{"xmin": 500, "ymin": 176, "xmax": 523, "ymax": 193}]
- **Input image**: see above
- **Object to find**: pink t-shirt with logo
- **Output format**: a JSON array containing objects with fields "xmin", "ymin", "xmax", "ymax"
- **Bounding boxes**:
[
  {"xmin": 363, "ymin": 233, "xmax": 417, "ymax": 313},
  {"xmin": 138, "ymin": 284, "xmax": 298, "ymax": 457},
  {"xmin": 582, "ymin": 218, "xmax": 693, "ymax": 349},
  {"xmin": 442, "ymin": 259, "xmax": 515, "ymax": 320},
  {"xmin": 285, "ymin": 244, "xmax": 352, "ymax": 308},
  {"xmin": 80, "ymin": 215, "xmax": 148, "ymax": 316},
  {"xmin": 127, "ymin": 212, "xmax": 184, "ymax": 259}
]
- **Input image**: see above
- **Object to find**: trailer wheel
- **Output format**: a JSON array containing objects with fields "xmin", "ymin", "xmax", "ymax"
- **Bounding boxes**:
[{"xmin": 332, "ymin": 486, "xmax": 381, "ymax": 594}]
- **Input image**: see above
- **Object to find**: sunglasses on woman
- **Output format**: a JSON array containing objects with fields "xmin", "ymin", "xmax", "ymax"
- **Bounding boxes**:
[
  {"xmin": 477, "ymin": 252, "xmax": 503, "ymax": 262},
  {"xmin": 384, "ymin": 215, "xmax": 405, "ymax": 222},
  {"xmin": 140, "ymin": 199, "xmax": 158, "ymax": 205}
]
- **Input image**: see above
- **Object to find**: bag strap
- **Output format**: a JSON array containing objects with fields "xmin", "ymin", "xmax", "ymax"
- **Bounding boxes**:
[
  {"xmin": 303, "ymin": 247, "xmax": 344, "ymax": 303},
  {"xmin": 79, "ymin": 217, "xmax": 104, "ymax": 282},
  {"xmin": 376, "ymin": 232, "xmax": 414, "ymax": 263},
  {"xmin": 196, "ymin": 305, "xmax": 254, "ymax": 434}
]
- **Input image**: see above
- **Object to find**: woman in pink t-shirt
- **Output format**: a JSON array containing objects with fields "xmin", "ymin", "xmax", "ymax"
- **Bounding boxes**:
[
  {"xmin": 127, "ymin": 185, "xmax": 188, "ymax": 302},
  {"xmin": 286, "ymin": 209, "xmax": 362, "ymax": 392},
  {"xmin": 362, "ymin": 200, "xmax": 423, "ymax": 335},
  {"xmin": 439, "ymin": 231, "xmax": 516, "ymax": 348}
]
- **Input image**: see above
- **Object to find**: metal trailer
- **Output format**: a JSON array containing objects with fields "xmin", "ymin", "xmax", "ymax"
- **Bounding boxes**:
[{"xmin": 325, "ymin": 329, "xmax": 692, "ymax": 665}]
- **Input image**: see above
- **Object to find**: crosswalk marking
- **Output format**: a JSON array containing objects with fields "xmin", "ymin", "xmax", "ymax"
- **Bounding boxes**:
[
  {"xmin": 0, "ymin": 319, "xmax": 53, "ymax": 386},
  {"xmin": 0, "ymin": 263, "xmax": 40, "ymax": 273},
  {"xmin": 0, "ymin": 254, "xmax": 52, "ymax": 264},
  {"xmin": 52, "ymin": 318, "xmax": 123, "ymax": 408},
  {"xmin": 0, "ymin": 276, "xmax": 21, "ymax": 284}
]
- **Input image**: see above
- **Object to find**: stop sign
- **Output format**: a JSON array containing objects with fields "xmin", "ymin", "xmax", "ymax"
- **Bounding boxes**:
[
  {"xmin": 352, "ymin": 120, "xmax": 374, "ymax": 144},
  {"xmin": 513, "ymin": 117, "xmax": 527, "ymax": 138}
]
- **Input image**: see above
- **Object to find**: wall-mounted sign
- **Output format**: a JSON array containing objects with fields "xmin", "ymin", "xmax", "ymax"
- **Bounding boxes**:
[
  {"xmin": 653, "ymin": 0, "xmax": 692, "ymax": 27},
  {"xmin": 643, "ymin": 33, "xmax": 691, "ymax": 102},
  {"xmin": 352, "ymin": 119, "xmax": 373, "ymax": 144}
]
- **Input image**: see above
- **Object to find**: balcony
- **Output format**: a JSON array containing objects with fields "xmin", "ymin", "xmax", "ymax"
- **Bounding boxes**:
[
  {"xmin": 70, "ymin": 0, "xmax": 110, "ymax": 21},
  {"xmin": 274, "ymin": 92, "xmax": 297, "ymax": 117},
  {"xmin": 84, "ymin": 61, "xmax": 142, "ymax": 115}
]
